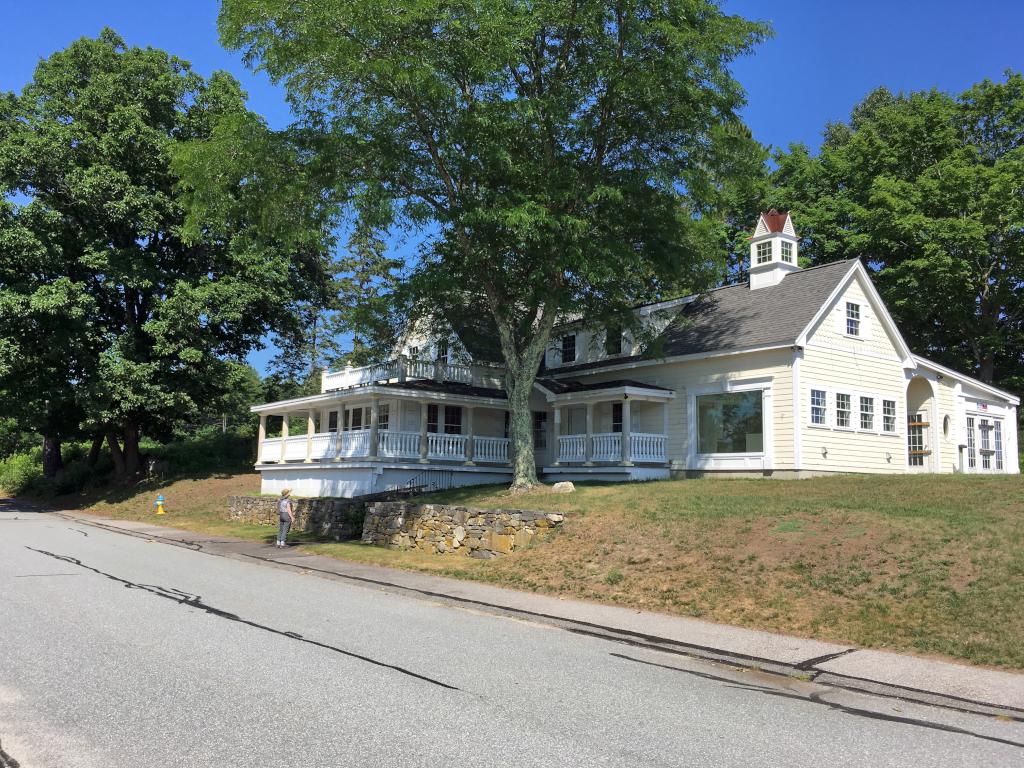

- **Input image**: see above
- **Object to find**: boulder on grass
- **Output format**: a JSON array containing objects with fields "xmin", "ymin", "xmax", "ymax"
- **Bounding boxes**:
[{"xmin": 551, "ymin": 481, "xmax": 575, "ymax": 494}]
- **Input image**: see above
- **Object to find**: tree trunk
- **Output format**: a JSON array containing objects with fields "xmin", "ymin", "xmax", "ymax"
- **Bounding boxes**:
[
  {"xmin": 87, "ymin": 434, "xmax": 104, "ymax": 467},
  {"xmin": 123, "ymin": 421, "xmax": 141, "ymax": 477},
  {"xmin": 107, "ymin": 431, "xmax": 127, "ymax": 477},
  {"xmin": 42, "ymin": 435, "xmax": 63, "ymax": 478},
  {"xmin": 506, "ymin": 370, "xmax": 538, "ymax": 489},
  {"xmin": 979, "ymin": 351, "xmax": 995, "ymax": 385}
]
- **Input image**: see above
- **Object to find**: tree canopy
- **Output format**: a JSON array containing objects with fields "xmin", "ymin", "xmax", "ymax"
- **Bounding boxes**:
[
  {"xmin": 772, "ymin": 73, "xmax": 1024, "ymax": 389},
  {"xmin": 0, "ymin": 29, "xmax": 336, "ymax": 476},
  {"xmin": 217, "ymin": 0, "xmax": 769, "ymax": 486}
]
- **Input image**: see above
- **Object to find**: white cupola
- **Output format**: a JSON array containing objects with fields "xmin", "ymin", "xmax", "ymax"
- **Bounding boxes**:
[{"xmin": 749, "ymin": 209, "xmax": 800, "ymax": 290}]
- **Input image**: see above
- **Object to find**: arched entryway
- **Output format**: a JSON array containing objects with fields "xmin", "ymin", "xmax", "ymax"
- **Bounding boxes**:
[{"xmin": 905, "ymin": 376, "xmax": 936, "ymax": 471}]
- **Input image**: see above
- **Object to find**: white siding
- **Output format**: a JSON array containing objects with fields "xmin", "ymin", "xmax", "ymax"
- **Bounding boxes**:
[{"xmin": 554, "ymin": 349, "xmax": 795, "ymax": 470}]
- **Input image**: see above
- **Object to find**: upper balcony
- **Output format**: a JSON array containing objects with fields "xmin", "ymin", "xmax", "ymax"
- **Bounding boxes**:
[{"xmin": 321, "ymin": 356, "xmax": 506, "ymax": 393}]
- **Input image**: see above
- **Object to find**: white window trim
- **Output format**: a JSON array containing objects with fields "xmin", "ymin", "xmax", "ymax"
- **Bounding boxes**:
[
  {"xmin": 806, "ymin": 385, "xmax": 902, "ymax": 437},
  {"xmin": 688, "ymin": 377, "xmax": 774, "ymax": 471},
  {"xmin": 846, "ymin": 301, "xmax": 862, "ymax": 339}
]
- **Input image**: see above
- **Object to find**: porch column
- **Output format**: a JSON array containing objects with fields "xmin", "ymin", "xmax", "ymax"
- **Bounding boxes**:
[
  {"xmin": 304, "ymin": 410, "xmax": 315, "ymax": 462},
  {"xmin": 584, "ymin": 403, "xmax": 595, "ymax": 466},
  {"xmin": 331, "ymin": 406, "xmax": 345, "ymax": 462},
  {"xmin": 319, "ymin": 408, "xmax": 329, "ymax": 433},
  {"xmin": 419, "ymin": 402, "xmax": 429, "ymax": 463},
  {"xmin": 397, "ymin": 353, "xmax": 408, "ymax": 382},
  {"xmin": 280, "ymin": 413, "xmax": 289, "ymax": 462},
  {"xmin": 620, "ymin": 398, "xmax": 633, "ymax": 466},
  {"xmin": 464, "ymin": 406, "xmax": 475, "ymax": 465},
  {"xmin": 551, "ymin": 407, "xmax": 561, "ymax": 465},
  {"xmin": 662, "ymin": 401, "xmax": 670, "ymax": 464},
  {"xmin": 368, "ymin": 396, "xmax": 380, "ymax": 460},
  {"xmin": 257, "ymin": 414, "xmax": 266, "ymax": 463}
]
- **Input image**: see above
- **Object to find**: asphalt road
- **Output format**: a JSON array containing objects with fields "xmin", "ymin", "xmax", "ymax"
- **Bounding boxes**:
[{"xmin": 1, "ymin": 506, "xmax": 1022, "ymax": 768}]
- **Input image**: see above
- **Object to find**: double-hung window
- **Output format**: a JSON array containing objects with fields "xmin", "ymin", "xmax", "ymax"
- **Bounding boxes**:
[
  {"xmin": 612, "ymin": 403, "xmax": 623, "ymax": 433},
  {"xmin": 427, "ymin": 404, "xmax": 439, "ymax": 433},
  {"xmin": 781, "ymin": 241, "xmax": 793, "ymax": 264},
  {"xmin": 846, "ymin": 302, "xmax": 861, "ymax": 336},
  {"xmin": 378, "ymin": 403, "xmax": 390, "ymax": 431},
  {"xmin": 882, "ymin": 400, "xmax": 896, "ymax": 433},
  {"xmin": 835, "ymin": 393, "xmax": 851, "ymax": 428},
  {"xmin": 605, "ymin": 326, "xmax": 622, "ymax": 356},
  {"xmin": 756, "ymin": 241, "xmax": 772, "ymax": 264},
  {"xmin": 810, "ymin": 389, "xmax": 827, "ymax": 426},
  {"xmin": 533, "ymin": 411, "xmax": 548, "ymax": 449},
  {"xmin": 444, "ymin": 406, "xmax": 462, "ymax": 435},
  {"xmin": 561, "ymin": 334, "xmax": 577, "ymax": 364},
  {"xmin": 859, "ymin": 396, "xmax": 874, "ymax": 430}
]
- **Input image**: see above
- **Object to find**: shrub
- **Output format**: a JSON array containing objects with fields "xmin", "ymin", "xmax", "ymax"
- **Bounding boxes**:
[{"xmin": 0, "ymin": 452, "xmax": 44, "ymax": 495}]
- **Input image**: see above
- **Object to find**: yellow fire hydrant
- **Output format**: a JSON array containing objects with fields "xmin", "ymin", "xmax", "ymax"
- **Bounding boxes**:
[{"xmin": 154, "ymin": 494, "xmax": 166, "ymax": 515}]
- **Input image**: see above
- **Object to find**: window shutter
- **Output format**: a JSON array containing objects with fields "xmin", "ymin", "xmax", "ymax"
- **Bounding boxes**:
[{"xmin": 834, "ymin": 304, "xmax": 846, "ymax": 335}]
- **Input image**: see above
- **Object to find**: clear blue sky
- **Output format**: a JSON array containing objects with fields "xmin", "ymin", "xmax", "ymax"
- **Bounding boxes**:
[{"xmin": 4, "ymin": 1, "xmax": 1024, "ymax": 373}]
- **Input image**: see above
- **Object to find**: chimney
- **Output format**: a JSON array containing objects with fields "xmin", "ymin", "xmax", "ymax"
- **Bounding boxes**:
[{"xmin": 749, "ymin": 209, "xmax": 800, "ymax": 289}]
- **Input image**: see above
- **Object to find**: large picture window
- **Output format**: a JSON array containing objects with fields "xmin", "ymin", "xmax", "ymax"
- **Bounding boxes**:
[{"xmin": 697, "ymin": 391, "xmax": 764, "ymax": 454}]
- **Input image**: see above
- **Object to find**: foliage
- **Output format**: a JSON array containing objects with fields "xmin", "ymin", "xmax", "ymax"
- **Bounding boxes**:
[
  {"xmin": 0, "ymin": 451, "xmax": 44, "ymax": 495},
  {"xmin": 216, "ymin": 0, "xmax": 770, "ymax": 486},
  {"xmin": 771, "ymin": 73, "xmax": 1024, "ymax": 386},
  {"xmin": 0, "ymin": 30, "xmax": 336, "ymax": 477}
]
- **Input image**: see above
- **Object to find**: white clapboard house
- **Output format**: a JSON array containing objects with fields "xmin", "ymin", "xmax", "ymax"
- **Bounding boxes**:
[{"xmin": 251, "ymin": 211, "xmax": 1020, "ymax": 497}]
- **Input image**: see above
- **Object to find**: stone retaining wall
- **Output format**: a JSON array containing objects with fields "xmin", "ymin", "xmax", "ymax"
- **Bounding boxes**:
[
  {"xmin": 362, "ymin": 502, "xmax": 564, "ymax": 558},
  {"xmin": 226, "ymin": 494, "xmax": 388, "ymax": 540}
]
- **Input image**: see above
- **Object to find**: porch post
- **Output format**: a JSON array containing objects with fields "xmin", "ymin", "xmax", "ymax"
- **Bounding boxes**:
[
  {"xmin": 662, "ymin": 401, "xmax": 670, "ymax": 464},
  {"xmin": 551, "ymin": 407, "xmax": 561, "ymax": 466},
  {"xmin": 368, "ymin": 396, "xmax": 380, "ymax": 460},
  {"xmin": 584, "ymin": 402, "xmax": 595, "ymax": 466},
  {"xmin": 397, "ymin": 353, "xmax": 407, "ymax": 383},
  {"xmin": 620, "ymin": 398, "xmax": 633, "ymax": 466},
  {"xmin": 257, "ymin": 414, "xmax": 266, "ymax": 463},
  {"xmin": 280, "ymin": 413, "xmax": 289, "ymax": 462},
  {"xmin": 319, "ymin": 408, "xmax": 329, "ymax": 433},
  {"xmin": 332, "ymin": 406, "xmax": 346, "ymax": 462},
  {"xmin": 419, "ymin": 402, "xmax": 429, "ymax": 463},
  {"xmin": 304, "ymin": 410, "xmax": 315, "ymax": 462},
  {"xmin": 464, "ymin": 406, "xmax": 475, "ymax": 465}
]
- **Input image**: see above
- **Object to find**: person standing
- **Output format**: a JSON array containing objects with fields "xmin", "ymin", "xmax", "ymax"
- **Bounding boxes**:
[{"xmin": 276, "ymin": 489, "xmax": 295, "ymax": 548}]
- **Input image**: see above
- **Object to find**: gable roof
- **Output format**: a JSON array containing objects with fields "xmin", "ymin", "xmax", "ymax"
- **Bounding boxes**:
[
  {"xmin": 552, "ymin": 260, "xmax": 858, "ymax": 375},
  {"xmin": 753, "ymin": 209, "xmax": 796, "ymax": 238}
]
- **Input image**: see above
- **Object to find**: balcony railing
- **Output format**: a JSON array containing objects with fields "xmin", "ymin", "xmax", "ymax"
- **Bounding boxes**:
[{"xmin": 321, "ymin": 356, "xmax": 503, "ymax": 393}]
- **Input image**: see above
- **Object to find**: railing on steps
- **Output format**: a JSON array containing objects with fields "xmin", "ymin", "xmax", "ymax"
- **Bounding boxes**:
[{"xmin": 386, "ymin": 468, "xmax": 456, "ymax": 495}]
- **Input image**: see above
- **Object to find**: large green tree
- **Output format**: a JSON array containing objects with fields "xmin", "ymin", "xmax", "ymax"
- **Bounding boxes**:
[
  {"xmin": 772, "ymin": 74, "xmax": 1024, "ymax": 388},
  {"xmin": 0, "ymin": 30, "xmax": 336, "ymax": 477},
  {"xmin": 216, "ymin": 0, "xmax": 768, "ymax": 487}
]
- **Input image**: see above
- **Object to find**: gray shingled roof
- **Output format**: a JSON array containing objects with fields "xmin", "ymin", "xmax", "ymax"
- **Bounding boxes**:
[
  {"xmin": 554, "ymin": 260, "xmax": 856, "ymax": 373},
  {"xmin": 378, "ymin": 380, "xmax": 507, "ymax": 400}
]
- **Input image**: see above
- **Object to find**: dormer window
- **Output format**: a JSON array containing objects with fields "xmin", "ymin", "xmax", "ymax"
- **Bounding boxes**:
[
  {"xmin": 435, "ymin": 341, "xmax": 449, "ymax": 363},
  {"xmin": 781, "ymin": 241, "xmax": 793, "ymax": 264},
  {"xmin": 561, "ymin": 333, "xmax": 577, "ymax": 363},
  {"xmin": 756, "ymin": 241, "xmax": 772, "ymax": 264},
  {"xmin": 846, "ymin": 302, "xmax": 861, "ymax": 336}
]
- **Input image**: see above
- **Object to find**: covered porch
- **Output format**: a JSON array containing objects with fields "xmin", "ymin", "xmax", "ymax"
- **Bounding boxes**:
[
  {"xmin": 254, "ymin": 381, "xmax": 512, "ymax": 468},
  {"xmin": 537, "ymin": 379, "xmax": 675, "ymax": 467}
]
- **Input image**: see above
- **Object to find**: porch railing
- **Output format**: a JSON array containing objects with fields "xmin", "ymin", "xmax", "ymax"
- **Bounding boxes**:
[
  {"xmin": 556, "ymin": 431, "xmax": 668, "ymax": 464},
  {"xmin": 591, "ymin": 433, "xmax": 621, "ymax": 462},
  {"xmin": 631, "ymin": 432, "xmax": 667, "ymax": 463},
  {"xmin": 428, "ymin": 433, "xmax": 466, "ymax": 461},
  {"xmin": 378, "ymin": 430, "xmax": 420, "ymax": 459},
  {"xmin": 474, "ymin": 436, "xmax": 509, "ymax": 463},
  {"xmin": 558, "ymin": 434, "xmax": 586, "ymax": 462},
  {"xmin": 261, "ymin": 430, "xmax": 510, "ymax": 464}
]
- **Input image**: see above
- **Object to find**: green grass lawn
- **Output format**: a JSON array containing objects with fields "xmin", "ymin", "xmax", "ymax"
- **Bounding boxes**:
[{"xmin": 35, "ymin": 470, "xmax": 1024, "ymax": 670}]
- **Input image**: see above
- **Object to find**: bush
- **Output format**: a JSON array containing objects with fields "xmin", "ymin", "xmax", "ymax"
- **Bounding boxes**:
[
  {"xmin": 0, "ymin": 452, "xmax": 44, "ymax": 495},
  {"xmin": 144, "ymin": 428, "xmax": 255, "ymax": 476}
]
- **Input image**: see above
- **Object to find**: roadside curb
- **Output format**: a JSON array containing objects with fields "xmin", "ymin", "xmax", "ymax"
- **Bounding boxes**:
[{"xmin": 45, "ymin": 507, "xmax": 1024, "ymax": 721}]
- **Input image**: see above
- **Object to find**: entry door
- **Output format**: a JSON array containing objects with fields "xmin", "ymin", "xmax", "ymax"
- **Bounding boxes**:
[
  {"xmin": 907, "ymin": 412, "xmax": 929, "ymax": 471},
  {"xmin": 975, "ymin": 418, "xmax": 1005, "ymax": 473}
]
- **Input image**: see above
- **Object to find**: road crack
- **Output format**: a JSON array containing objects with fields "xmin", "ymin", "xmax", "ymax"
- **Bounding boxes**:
[
  {"xmin": 26, "ymin": 547, "xmax": 459, "ymax": 691},
  {"xmin": 611, "ymin": 652, "xmax": 1024, "ymax": 748}
]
